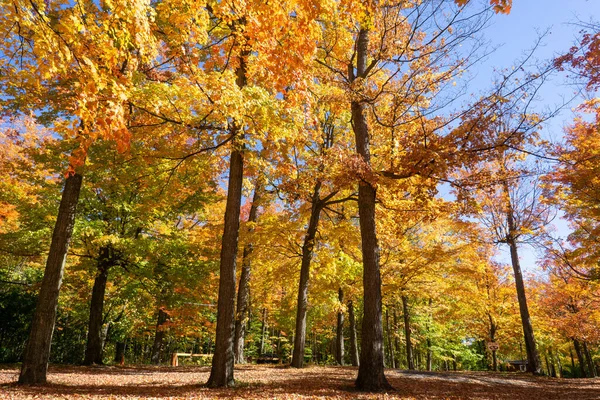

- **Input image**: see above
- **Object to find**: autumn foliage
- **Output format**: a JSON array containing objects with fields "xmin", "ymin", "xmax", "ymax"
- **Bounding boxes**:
[{"xmin": 1, "ymin": 0, "xmax": 600, "ymax": 397}]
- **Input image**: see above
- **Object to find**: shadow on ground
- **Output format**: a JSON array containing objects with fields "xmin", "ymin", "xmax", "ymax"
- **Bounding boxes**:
[{"xmin": 1, "ymin": 364, "xmax": 599, "ymax": 399}]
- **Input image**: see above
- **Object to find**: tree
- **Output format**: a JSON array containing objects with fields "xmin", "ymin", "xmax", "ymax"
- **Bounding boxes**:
[
  {"xmin": 313, "ymin": 0, "xmax": 512, "ymax": 390},
  {"xmin": 233, "ymin": 180, "xmax": 264, "ymax": 364},
  {"xmin": 287, "ymin": 100, "xmax": 355, "ymax": 369},
  {"xmin": 546, "ymin": 24, "xmax": 600, "ymax": 282},
  {"xmin": 0, "ymin": 0, "xmax": 157, "ymax": 383}
]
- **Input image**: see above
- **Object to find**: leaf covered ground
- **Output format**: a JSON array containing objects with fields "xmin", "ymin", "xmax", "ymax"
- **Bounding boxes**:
[{"xmin": 1, "ymin": 364, "xmax": 599, "ymax": 399}]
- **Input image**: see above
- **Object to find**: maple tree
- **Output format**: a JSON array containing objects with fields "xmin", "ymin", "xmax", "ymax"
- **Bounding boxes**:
[
  {"xmin": 310, "ymin": 0, "xmax": 514, "ymax": 390},
  {"xmin": 545, "ymin": 22, "xmax": 600, "ymax": 282},
  {"xmin": 0, "ymin": 0, "xmax": 160, "ymax": 383}
]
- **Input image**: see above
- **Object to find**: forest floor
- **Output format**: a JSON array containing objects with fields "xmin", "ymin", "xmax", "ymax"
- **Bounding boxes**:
[{"xmin": 1, "ymin": 364, "xmax": 599, "ymax": 399}]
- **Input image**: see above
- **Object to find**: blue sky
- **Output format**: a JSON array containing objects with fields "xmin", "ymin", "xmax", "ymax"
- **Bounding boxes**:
[{"xmin": 477, "ymin": 0, "xmax": 599, "ymax": 273}]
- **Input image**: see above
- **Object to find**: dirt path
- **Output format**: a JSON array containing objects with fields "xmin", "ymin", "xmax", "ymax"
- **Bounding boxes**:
[{"xmin": 1, "ymin": 364, "xmax": 599, "ymax": 399}]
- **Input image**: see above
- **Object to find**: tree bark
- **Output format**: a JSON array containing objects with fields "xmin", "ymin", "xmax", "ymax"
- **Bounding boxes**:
[
  {"xmin": 426, "ymin": 299, "xmax": 433, "ymax": 372},
  {"xmin": 547, "ymin": 351, "xmax": 557, "ymax": 377},
  {"xmin": 583, "ymin": 341, "xmax": 596, "ymax": 377},
  {"xmin": 348, "ymin": 300, "xmax": 360, "ymax": 367},
  {"xmin": 207, "ymin": 146, "xmax": 243, "ymax": 386},
  {"xmin": 426, "ymin": 338, "xmax": 432, "ymax": 371},
  {"xmin": 351, "ymin": 27, "xmax": 391, "ymax": 392},
  {"xmin": 489, "ymin": 313, "xmax": 498, "ymax": 371},
  {"xmin": 291, "ymin": 182, "xmax": 323, "ymax": 368},
  {"xmin": 19, "ymin": 172, "xmax": 83, "ymax": 385},
  {"xmin": 557, "ymin": 352, "xmax": 564, "ymax": 377},
  {"xmin": 385, "ymin": 308, "xmax": 395, "ymax": 368},
  {"xmin": 151, "ymin": 308, "xmax": 168, "ymax": 364},
  {"xmin": 336, "ymin": 288, "xmax": 345, "ymax": 365},
  {"xmin": 114, "ymin": 341, "xmax": 126, "ymax": 365},
  {"xmin": 394, "ymin": 309, "xmax": 401, "ymax": 368},
  {"xmin": 206, "ymin": 48, "xmax": 247, "ymax": 388},
  {"xmin": 83, "ymin": 247, "xmax": 112, "ymax": 365},
  {"xmin": 504, "ymin": 189, "xmax": 541, "ymax": 375},
  {"xmin": 499, "ymin": 173, "xmax": 542, "ymax": 375},
  {"xmin": 402, "ymin": 295, "xmax": 415, "ymax": 370},
  {"xmin": 573, "ymin": 339, "xmax": 587, "ymax": 378},
  {"xmin": 233, "ymin": 183, "xmax": 262, "ymax": 364},
  {"xmin": 259, "ymin": 307, "xmax": 267, "ymax": 356}
]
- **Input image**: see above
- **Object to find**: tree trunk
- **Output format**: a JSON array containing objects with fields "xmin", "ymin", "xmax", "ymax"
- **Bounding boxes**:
[
  {"xmin": 233, "ymin": 183, "xmax": 262, "ymax": 364},
  {"xmin": 385, "ymin": 308, "xmax": 395, "ymax": 369},
  {"xmin": 555, "ymin": 350, "xmax": 563, "ymax": 378},
  {"xmin": 206, "ymin": 52, "xmax": 247, "ymax": 387},
  {"xmin": 426, "ymin": 338, "xmax": 432, "ymax": 371},
  {"xmin": 351, "ymin": 27, "xmax": 391, "ymax": 392},
  {"xmin": 402, "ymin": 295, "xmax": 414, "ymax": 370},
  {"xmin": 583, "ymin": 341, "xmax": 596, "ymax": 377},
  {"xmin": 507, "ymin": 235, "xmax": 541, "ymax": 374},
  {"xmin": 83, "ymin": 247, "xmax": 111, "ymax": 365},
  {"xmin": 336, "ymin": 288, "xmax": 345, "ymax": 365},
  {"xmin": 19, "ymin": 172, "xmax": 83, "ymax": 385},
  {"xmin": 573, "ymin": 339, "xmax": 587, "ymax": 378},
  {"xmin": 548, "ymin": 351, "xmax": 557, "ymax": 377},
  {"xmin": 151, "ymin": 308, "xmax": 168, "ymax": 364},
  {"xmin": 114, "ymin": 341, "xmax": 126, "ymax": 365},
  {"xmin": 504, "ymin": 179, "xmax": 541, "ymax": 375},
  {"xmin": 394, "ymin": 309, "xmax": 401, "ymax": 368},
  {"xmin": 259, "ymin": 307, "xmax": 267, "ymax": 356},
  {"xmin": 426, "ymin": 298, "xmax": 432, "ymax": 372},
  {"xmin": 489, "ymin": 314, "xmax": 498, "ymax": 371},
  {"xmin": 348, "ymin": 300, "xmax": 360, "ymax": 367},
  {"xmin": 291, "ymin": 182, "xmax": 323, "ymax": 368}
]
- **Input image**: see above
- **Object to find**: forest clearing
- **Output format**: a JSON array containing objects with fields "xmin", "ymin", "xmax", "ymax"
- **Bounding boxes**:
[
  {"xmin": 1, "ymin": 0, "xmax": 600, "ymax": 397},
  {"xmin": 2, "ymin": 364, "xmax": 600, "ymax": 399}
]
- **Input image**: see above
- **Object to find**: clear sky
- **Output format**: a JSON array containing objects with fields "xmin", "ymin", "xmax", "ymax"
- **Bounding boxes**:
[{"xmin": 474, "ymin": 0, "xmax": 599, "ymax": 273}]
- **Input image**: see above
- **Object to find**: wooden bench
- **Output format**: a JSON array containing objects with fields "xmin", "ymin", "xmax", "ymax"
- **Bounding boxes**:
[{"xmin": 170, "ymin": 352, "xmax": 212, "ymax": 366}]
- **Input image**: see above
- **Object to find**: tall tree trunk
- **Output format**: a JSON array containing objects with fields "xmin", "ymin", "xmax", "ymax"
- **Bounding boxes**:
[
  {"xmin": 489, "ymin": 314, "xmax": 498, "ymax": 371},
  {"xmin": 506, "ymin": 235, "xmax": 541, "ymax": 374},
  {"xmin": 259, "ymin": 307, "xmax": 267, "ymax": 356},
  {"xmin": 83, "ymin": 247, "xmax": 111, "ymax": 365},
  {"xmin": 336, "ymin": 288, "xmax": 345, "ymax": 365},
  {"xmin": 352, "ymin": 27, "xmax": 391, "ymax": 392},
  {"xmin": 385, "ymin": 308, "xmax": 395, "ymax": 368},
  {"xmin": 573, "ymin": 339, "xmax": 587, "ymax": 378},
  {"xmin": 291, "ymin": 182, "xmax": 323, "ymax": 368},
  {"xmin": 426, "ymin": 298, "xmax": 432, "ymax": 372},
  {"xmin": 503, "ymin": 179, "xmax": 541, "ymax": 375},
  {"xmin": 348, "ymin": 300, "xmax": 360, "ymax": 367},
  {"xmin": 583, "ymin": 341, "xmax": 596, "ymax": 377},
  {"xmin": 402, "ymin": 295, "xmax": 414, "ymax": 370},
  {"xmin": 555, "ymin": 350, "xmax": 563, "ymax": 377},
  {"xmin": 394, "ymin": 309, "xmax": 401, "ymax": 368},
  {"xmin": 19, "ymin": 172, "xmax": 83, "ymax": 385},
  {"xmin": 426, "ymin": 338, "xmax": 432, "ymax": 371},
  {"xmin": 114, "ymin": 341, "xmax": 126, "ymax": 365},
  {"xmin": 233, "ymin": 183, "xmax": 262, "ymax": 364},
  {"xmin": 151, "ymin": 308, "xmax": 168, "ymax": 364},
  {"xmin": 206, "ymin": 52, "xmax": 247, "ymax": 388},
  {"xmin": 546, "ymin": 348, "xmax": 556, "ymax": 378},
  {"xmin": 547, "ymin": 351, "xmax": 557, "ymax": 377}
]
